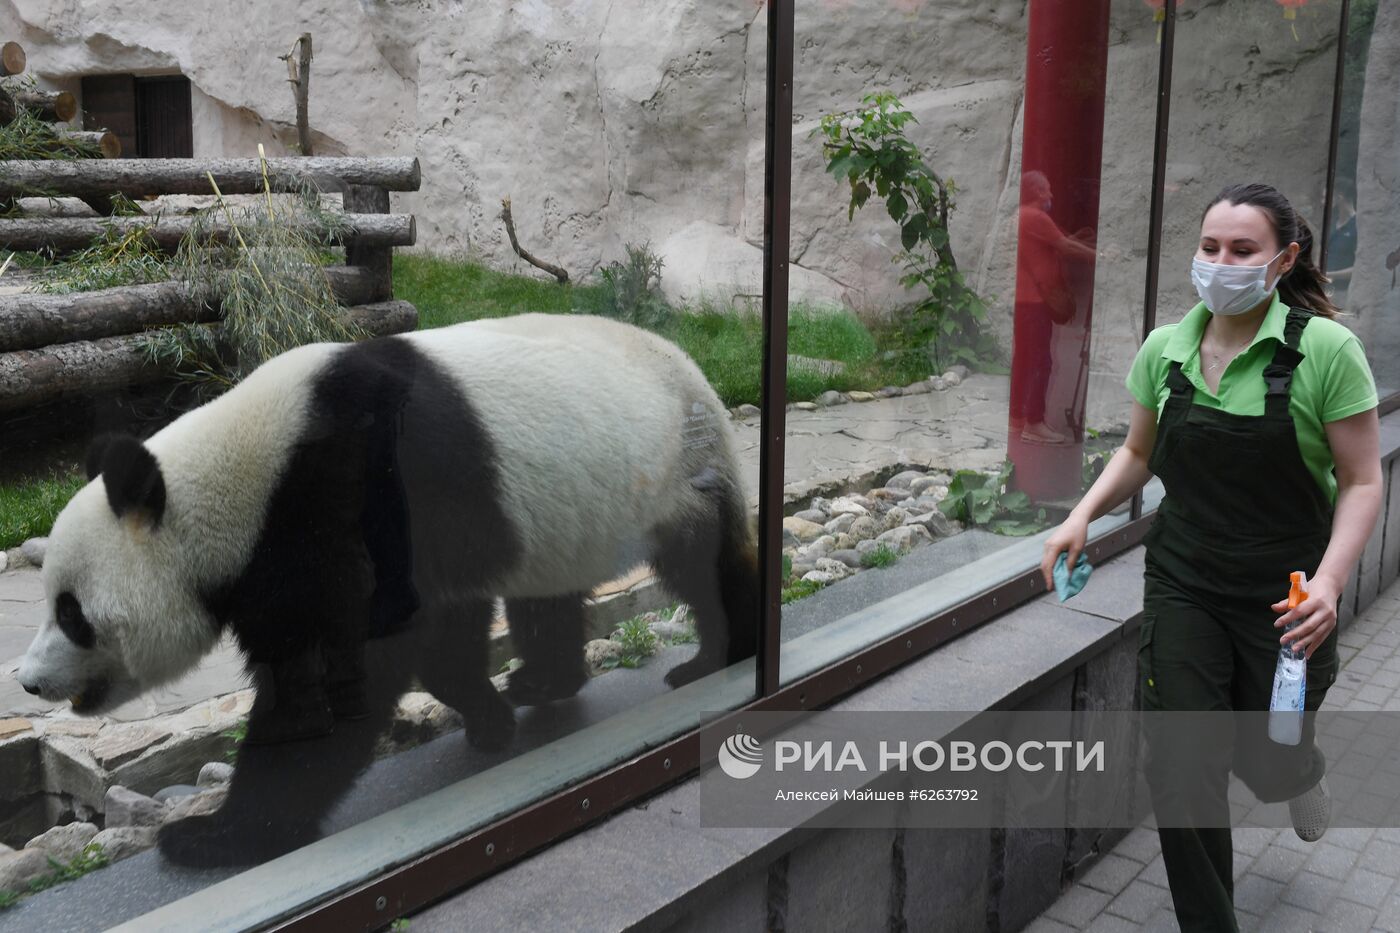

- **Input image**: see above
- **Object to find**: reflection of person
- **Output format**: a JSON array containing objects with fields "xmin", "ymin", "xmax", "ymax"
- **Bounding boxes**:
[
  {"xmin": 1326, "ymin": 186, "xmax": 1356, "ymax": 289},
  {"xmin": 1041, "ymin": 183, "xmax": 1381, "ymax": 932},
  {"xmin": 1012, "ymin": 170, "xmax": 1097, "ymax": 444}
]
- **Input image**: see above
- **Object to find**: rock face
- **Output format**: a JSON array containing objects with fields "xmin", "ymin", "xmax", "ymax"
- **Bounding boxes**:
[{"xmin": 3, "ymin": 1, "xmax": 1377, "ymax": 384}]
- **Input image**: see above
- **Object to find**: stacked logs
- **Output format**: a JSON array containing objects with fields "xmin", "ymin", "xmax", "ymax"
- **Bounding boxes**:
[
  {"xmin": 0, "ymin": 156, "xmax": 422, "ymax": 412},
  {"xmin": 0, "ymin": 39, "xmax": 120, "ymax": 158}
]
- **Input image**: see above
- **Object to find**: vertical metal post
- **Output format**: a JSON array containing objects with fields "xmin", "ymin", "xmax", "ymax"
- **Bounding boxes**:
[
  {"xmin": 1320, "ymin": 0, "xmax": 1352, "ymax": 271},
  {"xmin": 758, "ymin": 0, "xmax": 794, "ymax": 698},
  {"xmin": 1132, "ymin": 0, "xmax": 1177, "ymax": 524}
]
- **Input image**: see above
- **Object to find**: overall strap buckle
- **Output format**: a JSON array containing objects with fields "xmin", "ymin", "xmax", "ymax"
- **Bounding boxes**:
[
  {"xmin": 1165, "ymin": 361, "xmax": 1193, "ymax": 396},
  {"xmin": 1262, "ymin": 307, "xmax": 1314, "ymax": 414}
]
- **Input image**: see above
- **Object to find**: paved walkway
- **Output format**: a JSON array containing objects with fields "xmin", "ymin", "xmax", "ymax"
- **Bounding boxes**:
[{"xmin": 1028, "ymin": 579, "xmax": 1400, "ymax": 933}]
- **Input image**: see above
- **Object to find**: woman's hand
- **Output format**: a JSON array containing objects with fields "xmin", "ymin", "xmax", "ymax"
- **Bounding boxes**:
[
  {"xmin": 1041, "ymin": 514, "xmax": 1089, "ymax": 592},
  {"xmin": 1271, "ymin": 574, "xmax": 1342, "ymax": 659}
]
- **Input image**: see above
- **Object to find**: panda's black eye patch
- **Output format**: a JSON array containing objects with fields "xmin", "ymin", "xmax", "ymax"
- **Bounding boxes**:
[{"xmin": 55, "ymin": 593, "xmax": 95, "ymax": 650}]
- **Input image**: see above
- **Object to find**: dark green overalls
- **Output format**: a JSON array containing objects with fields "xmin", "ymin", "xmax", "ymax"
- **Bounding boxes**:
[{"xmin": 1139, "ymin": 307, "xmax": 1340, "ymax": 933}]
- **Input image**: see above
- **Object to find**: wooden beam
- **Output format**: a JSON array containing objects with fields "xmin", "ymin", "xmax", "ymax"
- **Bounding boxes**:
[
  {"xmin": 0, "ymin": 156, "xmax": 422, "ymax": 198},
  {"xmin": 0, "ymin": 298, "xmax": 419, "ymax": 412},
  {"xmin": 0, "ymin": 211, "xmax": 415, "ymax": 252},
  {"xmin": 0, "ymin": 267, "xmax": 378, "ymax": 352}
]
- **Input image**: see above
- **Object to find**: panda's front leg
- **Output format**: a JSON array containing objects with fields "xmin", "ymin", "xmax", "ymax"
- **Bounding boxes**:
[{"xmin": 241, "ymin": 650, "xmax": 336, "ymax": 746}]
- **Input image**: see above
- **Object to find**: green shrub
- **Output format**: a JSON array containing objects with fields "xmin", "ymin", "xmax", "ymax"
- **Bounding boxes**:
[
  {"xmin": 580, "ymin": 242, "xmax": 674, "ymax": 331},
  {"xmin": 27, "ymin": 843, "xmax": 108, "ymax": 894},
  {"xmin": 938, "ymin": 461, "xmax": 1047, "ymax": 536}
]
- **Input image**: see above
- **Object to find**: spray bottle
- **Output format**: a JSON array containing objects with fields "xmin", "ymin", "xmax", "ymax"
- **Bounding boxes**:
[{"xmin": 1268, "ymin": 571, "xmax": 1309, "ymax": 746}]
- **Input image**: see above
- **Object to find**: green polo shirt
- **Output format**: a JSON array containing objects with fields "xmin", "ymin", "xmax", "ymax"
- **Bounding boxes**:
[{"xmin": 1126, "ymin": 292, "xmax": 1377, "ymax": 503}]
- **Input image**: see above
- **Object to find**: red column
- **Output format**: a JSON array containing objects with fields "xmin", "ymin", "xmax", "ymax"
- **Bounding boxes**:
[{"xmin": 1007, "ymin": 0, "xmax": 1112, "ymax": 502}]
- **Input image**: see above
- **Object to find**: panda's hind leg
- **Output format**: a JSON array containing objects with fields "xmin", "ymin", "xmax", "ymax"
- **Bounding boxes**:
[
  {"xmin": 500, "ymin": 594, "xmax": 590, "ymax": 707},
  {"xmin": 652, "ymin": 477, "xmax": 759, "ymax": 689},
  {"xmin": 414, "ymin": 599, "xmax": 517, "ymax": 751}
]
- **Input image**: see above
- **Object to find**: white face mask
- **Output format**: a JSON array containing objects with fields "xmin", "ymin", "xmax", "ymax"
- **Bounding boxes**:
[{"xmin": 1190, "ymin": 248, "xmax": 1286, "ymax": 316}]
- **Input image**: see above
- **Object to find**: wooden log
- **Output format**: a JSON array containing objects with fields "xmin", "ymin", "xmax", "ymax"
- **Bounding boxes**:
[
  {"xmin": 0, "ymin": 211, "xmax": 415, "ymax": 252},
  {"xmin": 1, "ymin": 42, "xmax": 25, "ymax": 77},
  {"xmin": 0, "ymin": 266, "xmax": 377, "ymax": 352},
  {"xmin": 0, "ymin": 156, "xmax": 421, "ymax": 199},
  {"xmin": 1, "ymin": 89, "xmax": 78, "ymax": 123},
  {"xmin": 344, "ymin": 185, "xmax": 391, "ymax": 302},
  {"xmin": 59, "ymin": 130, "xmax": 121, "ymax": 159},
  {"xmin": 0, "ymin": 298, "xmax": 419, "ymax": 412}
]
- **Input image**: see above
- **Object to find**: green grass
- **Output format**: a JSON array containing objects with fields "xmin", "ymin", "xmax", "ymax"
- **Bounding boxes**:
[
  {"xmin": 392, "ymin": 253, "xmax": 939, "ymax": 406},
  {"xmin": 0, "ymin": 890, "xmax": 17, "ymax": 910},
  {"xmin": 26, "ymin": 843, "xmax": 108, "ymax": 895},
  {"xmin": 0, "ymin": 472, "xmax": 85, "ymax": 550}
]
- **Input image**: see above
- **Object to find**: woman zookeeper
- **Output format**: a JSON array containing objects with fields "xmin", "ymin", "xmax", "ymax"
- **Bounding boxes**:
[{"xmin": 1042, "ymin": 182, "xmax": 1382, "ymax": 933}]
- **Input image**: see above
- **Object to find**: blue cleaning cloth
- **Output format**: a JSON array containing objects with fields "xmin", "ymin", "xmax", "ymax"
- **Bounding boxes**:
[{"xmin": 1053, "ymin": 552, "xmax": 1094, "ymax": 602}]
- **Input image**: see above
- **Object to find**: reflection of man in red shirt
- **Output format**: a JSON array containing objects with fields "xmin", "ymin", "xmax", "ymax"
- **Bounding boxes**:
[{"xmin": 1012, "ymin": 170, "xmax": 1096, "ymax": 444}]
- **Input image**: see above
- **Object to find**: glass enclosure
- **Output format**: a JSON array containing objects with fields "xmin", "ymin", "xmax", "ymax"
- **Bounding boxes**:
[{"xmin": 0, "ymin": 1, "xmax": 1395, "ymax": 928}]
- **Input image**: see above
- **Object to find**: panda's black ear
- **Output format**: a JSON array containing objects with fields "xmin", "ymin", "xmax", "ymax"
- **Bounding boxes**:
[
  {"xmin": 84, "ymin": 434, "xmax": 116, "ymax": 481},
  {"xmin": 91, "ymin": 434, "xmax": 166, "ymax": 528}
]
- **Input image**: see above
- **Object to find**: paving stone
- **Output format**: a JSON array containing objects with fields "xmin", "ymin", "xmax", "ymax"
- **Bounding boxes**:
[
  {"xmin": 1250, "ymin": 844, "xmax": 1308, "ymax": 883},
  {"xmin": 1334, "ymin": 865, "xmax": 1396, "ymax": 909},
  {"xmin": 1277, "ymin": 869, "xmax": 1338, "ymax": 913},
  {"xmin": 1316, "ymin": 897, "xmax": 1379, "ymax": 933},
  {"xmin": 1112, "ymin": 826, "xmax": 1160, "ymax": 864},
  {"xmin": 1084, "ymin": 911, "xmax": 1139, "ymax": 933},
  {"xmin": 1236, "ymin": 909, "xmax": 1262, "ymax": 933},
  {"xmin": 1079, "ymin": 852, "xmax": 1142, "ymax": 895},
  {"xmin": 1258, "ymin": 901, "xmax": 1323, "ymax": 933},
  {"xmin": 1138, "ymin": 852, "xmax": 1169, "ymax": 887},
  {"xmin": 1374, "ymin": 893, "xmax": 1400, "ymax": 931},
  {"xmin": 1139, "ymin": 907, "xmax": 1181, "ymax": 933},
  {"xmin": 1103, "ymin": 878, "xmax": 1169, "ymax": 923},
  {"xmin": 1022, "ymin": 918, "xmax": 1077, "ymax": 933},
  {"xmin": 1324, "ymin": 828, "xmax": 1374, "ymax": 852},
  {"xmin": 1357, "ymin": 838, "xmax": 1400, "ymax": 874},
  {"xmin": 1303, "ymin": 841, "xmax": 1360, "ymax": 881},
  {"xmin": 1230, "ymin": 828, "xmax": 1273, "ymax": 858},
  {"xmin": 1043, "ymin": 883, "xmax": 1111, "ymax": 927},
  {"xmin": 1233, "ymin": 872, "xmax": 1287, "ymax": 915}
]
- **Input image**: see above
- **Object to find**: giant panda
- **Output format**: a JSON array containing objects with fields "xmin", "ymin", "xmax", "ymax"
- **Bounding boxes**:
[{"xmin": 15, "ymin": 313, "xmax": 759, "ymax": 865}]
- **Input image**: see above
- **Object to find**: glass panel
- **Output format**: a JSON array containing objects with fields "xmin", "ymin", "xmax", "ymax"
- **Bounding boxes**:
[
  {"xmin": 0, "ymin": 3, "xmax": 761, "ymax": 926},
  {"xmin": 1331, "ymin": 0, "xmax": 1400, "ymax": 395},
  {"xmin": 778, "ymin": 1, "xmax": 1151, "ymax": 684},
  {"xmin": 1155, "ymin": 1, "xmax": 1343, "ymax": 328}
]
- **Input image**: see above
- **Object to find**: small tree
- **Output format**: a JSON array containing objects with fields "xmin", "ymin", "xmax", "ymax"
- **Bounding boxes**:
[{"xmin": 815, "ymin": 91, "xmax": 1000, "ymax": 371}]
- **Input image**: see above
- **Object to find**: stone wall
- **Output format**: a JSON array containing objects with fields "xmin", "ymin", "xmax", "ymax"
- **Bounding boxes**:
[{"xmin": 1, "ymin": 0, "xmax": 1374, "ymax": 382}]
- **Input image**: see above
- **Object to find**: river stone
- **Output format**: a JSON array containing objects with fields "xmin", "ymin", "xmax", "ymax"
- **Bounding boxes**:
[
  {"xmin": 813, "ymin": 558, "xmax": 853, "ymax": 581},
  {"xmin": 903, "ymin": 381, "xmax": 932, "ymax": 395},
  {"xmin": 868, "ymin": 487, "xmax": 904, "ymax": 502},
  {"xmin": 885, "ymin": 470, "xmax": 927, "ymax": 491},
  {"xmin": 828, "ymin": 495, "xmax": 873, "ymax": 515},
  {"xmin": 906, "ymin": 511, "xmax": 963, "ymax": 538},
  {"xmin": 19, "ymin": 537, "xmax": 47, "ymax": 568},
  {"xmin": 782, "ymin": 516, "xmax": 825, "ymax": 543},
  {"xmin": 793, "ymin": 401, "xmax": 819, "ymax": 411},
  {"xmin": 198, "ymin": 762, "xmax": 234, "ymax": 787},
  {"xmin": 875, "ymin": 525, "xmax": 934, "ymax": 553},
  {"xmin": 929, "ymin": 376, "xmax": 948, "ymax": 391},
  {"xmin": 0, "ymin": 550, "xmax": 7, "ymax": 572},
  {"xmin": 735, "ymin": 403, "xmax": 761, "ymax": 418},
  {"xmin": 947, "ymin": 364, "xmax": 971, "ymax": 380},
  {"xmin": 782, "ymin": 527, "xmax": 800, "ymax": 549},
  {"xmin": 105, "ymin": 785, "xmax": 169, "ymax": 828},
  {"xmin": 801, "ymin": 571, "xmax": 836, "ymax": 585},
  {"xmin": 847, "ymin": 390, "xmax": 877, "ymax": 402},
  {"xmin": 90, "ymin": 724, "xmax": 173, "ymax": 770},
  {"xmin": 827, "ymin": 549, "xmax": 863, "ymax": 569},
  {"xmin": 882, "ymin": 507, "xmax": 910, "ymax": 531},
  {"xmin": 164, "ymin": 786, "xmax": 229, "ymax": 823},
  {"xmin": 26, "ymin": 821, "xmax": 99, "ymax": 862},
  {"xmin": 649, "ymin": 619, "xmax": 693, "ymax": 641},
  {"xmin": 833, "ymin": 533, "xmax": 857, "ymax": 551},
  {"xmin": 793, "ymin": 508, "xmax": 828, "ymax": 524},
  {"xmin": 0, "ymin": 848, "xmax": 51, "ymax": 892},
  {"xmin": 153, "ymin": 784, "xmax": 201, "ymax": 803},
  {"xmin": 90, "ymin": 826, "xmax": 157, "ymax": 864},
  {"xmin": 816, "ymin": 390, "xmax": 846, "ymax": 407},
  {"xmin": 824, "ymin": 513, "xmax": 856, "ymax": 536},
  {"xmin": 806, "ymin": 535, "xmax": 837, "ymax": 559},
  {"xmin": 877, "ymin": 386, "xmax": 902, "ymax": 398},
  {"xmin": 790, "ymin": 561, "xmax": 816, "ymax": 579},
  {"xmin": 909, "ymin": 476, "xmax": 944, "ymax": 496},
  {"xmin": 584, "ymin": 639, "xmax": 624, "ymax": 668},
  {"xmin": 848, "ymin": 516, "xmax": 881, "ymax": 540},
  {"xmin": 855, "ymin": 539, "xmax": 881, "ymax": 557}
]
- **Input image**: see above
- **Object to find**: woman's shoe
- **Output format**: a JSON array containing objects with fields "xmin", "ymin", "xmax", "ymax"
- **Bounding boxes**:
[
  {"xmin": 1021, "ymin": 422, "xmax": 1069, "ymax": 445},
  {"xmin": 1289, "ymin": 777, "xmax": 1330, "ymax": 842}
]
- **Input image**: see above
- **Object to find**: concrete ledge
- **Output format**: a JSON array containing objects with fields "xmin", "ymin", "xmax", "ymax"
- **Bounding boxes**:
[{"xmin": 414, "ymin": 549, "xmax": 1150, "ymax": 932}]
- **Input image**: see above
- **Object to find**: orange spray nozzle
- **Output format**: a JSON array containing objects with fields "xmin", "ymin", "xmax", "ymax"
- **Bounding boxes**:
[{"xmin": 1288, "ymin": 571, "xmax": 1309, "ymax": 609}]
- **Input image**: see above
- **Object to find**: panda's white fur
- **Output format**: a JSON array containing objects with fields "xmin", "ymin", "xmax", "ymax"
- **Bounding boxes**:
[{"xmin": 18, "ymin": 314, "xmax": 752, "ymax": 715}]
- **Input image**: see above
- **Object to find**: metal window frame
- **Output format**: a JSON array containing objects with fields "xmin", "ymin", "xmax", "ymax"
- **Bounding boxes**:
[{"xmin": 256, "ymin": 1, "xmax": 1353, "ymax": 927}]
